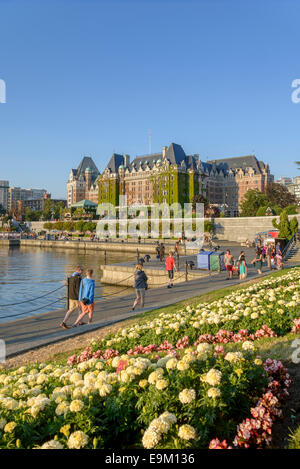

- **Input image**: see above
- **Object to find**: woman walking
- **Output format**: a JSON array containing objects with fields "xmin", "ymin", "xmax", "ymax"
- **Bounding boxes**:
[
  {"xmin": 72, "ymin": 269, "xmax": 95, "ymax": 327},
  {"xmin": 132, "ymin": 264, "xmax": 148, "ymax": 311},
  {"xmin": 238, "ymin": 252, "xmax": 247, "ymax": 280},
  {"xmin": 251, "ymin": 248, "xmax": 263, "ymax": 275}
]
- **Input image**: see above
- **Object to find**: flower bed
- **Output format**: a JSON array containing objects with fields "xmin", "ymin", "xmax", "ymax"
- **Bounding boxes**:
[
  {"xmin": 0, "ymin": 343, "xmax": 272, "ymax": 449},
  {"xmin": 87, "ymin": 269, "xmax": 300, "ymax": 357},
  {"xmin": 0, "ymin": 269, "xmax": 297, "ymax": 449},
  {"xmin": 67, "ymin": 268, "xmax": 300, "ymax": 366}
]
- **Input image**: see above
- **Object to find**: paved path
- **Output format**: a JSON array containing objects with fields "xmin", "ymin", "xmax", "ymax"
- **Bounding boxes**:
[{"xmin": 0, "ymin": 254, "xmax": 281, "ymax": 358}]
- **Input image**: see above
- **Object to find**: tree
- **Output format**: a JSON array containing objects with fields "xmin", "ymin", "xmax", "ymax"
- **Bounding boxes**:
[
  {"xmin": 24, "ymin": 207, "xmax": 41, "ymax": 221},
  {"xmin": 206, "ymin": 205, "xmax": 220, "ymax": 218},
  {"xmin": 290, "ymin": 217, "xmax": 299, "ymax": 235},
  {"xmin": 0, "ymin": 204, "xmax": 6, "ymax": 215},
  {"xmin": 192, "ymin": 194, "xmax": 209, "ymax": 212},
  {"xmin": 284, "ymin": 205, "xmax": 298, "ymax": 215},
  {"xmin": 272, "ymin": 210, "xmax": 294, "ymax": 240},
  {"xmin": 265, "ymin": 182, "xmax": 296, "ymax": 208},
  {"xmin": 240, "ymin": 189, "xmax": 269, "ymax": 217}
]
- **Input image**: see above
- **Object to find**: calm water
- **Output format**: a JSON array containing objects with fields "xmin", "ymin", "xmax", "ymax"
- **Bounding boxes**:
[{"xmin": 0, "ymin": 246, "xmax": 136, "ymax": 323}]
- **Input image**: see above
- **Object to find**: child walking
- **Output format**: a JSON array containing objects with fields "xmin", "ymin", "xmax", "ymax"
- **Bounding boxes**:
[{"xmin": 72, "ymin": 269, "xmax": 95, "ymax": 327}]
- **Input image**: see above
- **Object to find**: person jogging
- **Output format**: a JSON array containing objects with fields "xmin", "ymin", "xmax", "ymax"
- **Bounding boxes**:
[
  {"xmin": 132, "ymin": 264, "xmax": 148, "ymax": 311},
  {"xmin": 166, "ymin": 251, "xmax": 177, "ymax": 288},
  {"xmin": 72, "ymin": 269, "xmax": 95, "ymax": 327},
  {"xmin": 60, "ymin": 266, "xmax": 83, "ymax": 329},
  {"xmin": 224, "ymin": 249, "xmax": 234, "ymax": 280}
]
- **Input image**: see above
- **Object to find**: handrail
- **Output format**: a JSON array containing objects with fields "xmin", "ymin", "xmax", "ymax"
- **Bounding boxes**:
[{"xmin": 282, "ymin": 234, "xmax": 296, "ymax": 259}]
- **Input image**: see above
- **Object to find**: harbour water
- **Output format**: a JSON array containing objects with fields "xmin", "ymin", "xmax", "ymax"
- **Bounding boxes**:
[{"xmin": 0, "ymin": 246, "xmax": 136, "ymax": 323}]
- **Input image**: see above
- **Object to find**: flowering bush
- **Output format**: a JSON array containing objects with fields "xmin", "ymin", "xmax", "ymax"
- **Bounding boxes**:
[
  {"xmin": 0, "ymin": 345, "xmax": 269, "ymax": 449},
  {"xmin": 84, "ymin": 268, "xmax": 300, "ymax": 359},
  {"xmin": 210, "ymin": 359, "xmax": 291, "ymax": 449},
  {"xmin": 0, "ymin": 269, "xmax": 298, "ymax": 449}
]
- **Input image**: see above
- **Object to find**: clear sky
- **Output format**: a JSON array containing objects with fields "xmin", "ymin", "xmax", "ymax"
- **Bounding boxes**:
[{"xmin": 1, "ymin": 0, "xmax": 300, "ymax": 198}]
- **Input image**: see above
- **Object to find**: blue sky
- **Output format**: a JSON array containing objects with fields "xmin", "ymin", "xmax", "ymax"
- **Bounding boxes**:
[{"xmin": 1, "ymin": 0, "xmax": 300, "ymax": 198}]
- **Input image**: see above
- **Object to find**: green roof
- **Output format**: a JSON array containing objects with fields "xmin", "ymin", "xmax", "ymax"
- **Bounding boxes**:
[{"xmin": 71, "ymin": 199, "xmax": 97, "ymax": 208}]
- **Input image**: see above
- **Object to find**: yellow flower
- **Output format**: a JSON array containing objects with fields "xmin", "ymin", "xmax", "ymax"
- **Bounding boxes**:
[
  {"xmin": 4, "ymin": 422, "xmax": 17, "ymax": 433},
  {"xmin": 60, "ymin": 424, "xmax": 71, "ymax": 438},
  {"xmin": 254, "ymin": 358, "xmax": 262, "ymax": 366},
  {"xmin": 139, "ymin": 379, "xmax": 148, "ymax": 388},
  {"xmin": 235, "ymin": 368, "xmax": 243, "ymax": 378}
]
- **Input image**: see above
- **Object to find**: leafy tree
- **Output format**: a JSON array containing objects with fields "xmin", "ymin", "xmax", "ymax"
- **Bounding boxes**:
[
  {"xmin": 265, "ymin": 182, "xmax": 296, "ymax": 208},
  {"xmin": 24, "ymin": 207, "xmax": 41, "ymax": 221},
  {"xmin": 0, "ymin": 204, "xmax": 6, "ymax": 215},
  {"xmin": 192, "ymin": 194, "xmax": 209, "ymax": 212},
  {"xmin": 75, "ymin": 220, "xmax": 85, "ymax": 232},
  {"xmin": 272, "ymin": 210, "xmax": 292, "ymax": 240},
  {"xmin": 284, "ymin": 205, "xmax": 298, "ymax": 215},
  {"xmin": 64, "ymin": 221, "xmax": 75, "ymax": 232},
  {"xmin": 204, "ymin": 220, "xmax": 213, "ymax": 233},
  {"xmin": 290, "ymin": 217, "xmax": 299, "ymax": 235},
  {"xmin": 240, "ymin": 189, "xmax": 269, "ymax": 217}
]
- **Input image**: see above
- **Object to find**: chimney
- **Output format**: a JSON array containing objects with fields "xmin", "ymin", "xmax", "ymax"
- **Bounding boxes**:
[
  {"xmin": 162, "ymin": 146, "xmax": 168, "ymax": 157},
  {"xmin": 124, "ymin": 154, "xmax": 130, "ymax": 167}
]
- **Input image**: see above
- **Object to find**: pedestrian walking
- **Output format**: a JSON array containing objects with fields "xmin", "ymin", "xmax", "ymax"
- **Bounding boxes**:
[
  {"xmin": 60, "ymin": 266, "xmax": 83, "ymax": 329},
  {"xmin": 276, "ymin": 244, "xmax": 283, "ymax": 269},
  {"xmin": 72, "ymin": 269, "xmax": 95, "ymax": 327},
  {"xmin": 132, "ymin": 264, "xmax": 148, "ymax": 310},
  {"xmin": 238, "ymin": 252, "xmax": 247, "ymax": 280},
  {"xmin": 251, "ymin": 248, "xmax": 263, "ymax": 275},
  {"xmin": 224, "ymin": 249, "xmax": 234, "ymax": 280},
  {"xmin": 266, "ymin": 243, "xmax": 273, "ymax": 270},
  {"xmin": 156, "ymin": 242, "xmax": 160, "ymax": 260},
  {"xmin": 160, "ymin": 243, "xmax": 165, "ymax": 262},
  {"xmin": 166, "ymin": 251, "xmax": 177, "ymax": 288}
]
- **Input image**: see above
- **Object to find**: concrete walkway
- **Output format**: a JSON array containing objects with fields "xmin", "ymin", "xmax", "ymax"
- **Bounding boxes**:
[{"xmin": 0, "ymin": 260, "xmax": 283, "ymax": 359}]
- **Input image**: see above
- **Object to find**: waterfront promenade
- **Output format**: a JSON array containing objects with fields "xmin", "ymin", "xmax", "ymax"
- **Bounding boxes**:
[{"xmin": 0, "ymin": 261, "xmax": 281, "ymax": 358}]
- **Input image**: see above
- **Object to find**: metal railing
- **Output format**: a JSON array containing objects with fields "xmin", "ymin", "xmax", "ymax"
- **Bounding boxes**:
[{"xmin": 282, "ymin": 234, "xmax": 296, "ymax": 260}]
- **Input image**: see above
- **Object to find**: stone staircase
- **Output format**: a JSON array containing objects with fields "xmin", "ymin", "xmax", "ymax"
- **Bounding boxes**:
[{"xmin": 285, "ymin": 239, "xmax": 300, "ymax": 264}]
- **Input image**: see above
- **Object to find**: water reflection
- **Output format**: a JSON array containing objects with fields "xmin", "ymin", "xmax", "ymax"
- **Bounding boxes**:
[{"xmin": 0, "ymin": 246, "xmax": 136, "ymax": 323}]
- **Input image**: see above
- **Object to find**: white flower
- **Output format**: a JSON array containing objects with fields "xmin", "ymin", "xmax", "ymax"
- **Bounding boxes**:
[
  {"xmin": 204, "ymin": 369, "xmax": 222, "ymax": 386},
  {"xmin": 178, "ymin": 424, "xmax": 197, "ymax": 440},
  {"xmin": 178, "ymin": 388, "xmax": 196, "ymax": 404},
  {"xmin": 242, "ymin": 341, "xmax": 255, "ymax": 351},
  {"xmin": 142, "ymin": 428, "xmax": 161, "ymax": 449},
  {"xmin": 69, "ymin": 399, "xmax": 84, "ymax": 412},
  {"xmin": 67, "ymin": 431, "xmax": 89, "ymax": 449},
  {"xmin": 40, "ymin": 440, "xmax": 64, "ymax": 449},
  {"xmin": 207, "ymin": 387, "xmax": 221, "ymax": 399}
]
